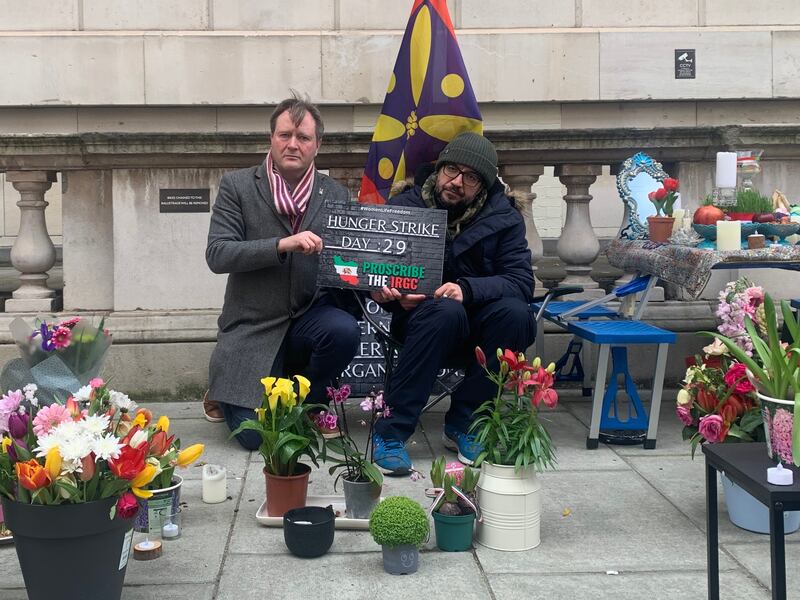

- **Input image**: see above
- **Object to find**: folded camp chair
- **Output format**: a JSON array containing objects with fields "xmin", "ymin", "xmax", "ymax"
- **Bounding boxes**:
[{"xmin": 531, "ymin": 275, "xmax": 676, "ymax": 449}]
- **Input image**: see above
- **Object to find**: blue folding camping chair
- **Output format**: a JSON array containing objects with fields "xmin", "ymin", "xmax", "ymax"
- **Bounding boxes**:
[{"xmin": 532, "ymin": 275, "xmax": 676, "ymax": 449}]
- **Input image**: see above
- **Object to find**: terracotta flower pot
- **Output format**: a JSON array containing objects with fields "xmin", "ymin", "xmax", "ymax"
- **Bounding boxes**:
[
  {"xmin": 264, "ymin": 463, "xmax": 311, "ymax": 517},
  {"xmin": 647, "ymin": 216, "xmax": 675, "ymax": 243}
]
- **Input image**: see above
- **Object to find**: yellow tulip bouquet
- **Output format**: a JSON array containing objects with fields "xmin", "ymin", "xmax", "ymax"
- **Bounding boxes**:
[{"xmin": 231, "ymin": 375, "xmax": 323, "ymax": 477}]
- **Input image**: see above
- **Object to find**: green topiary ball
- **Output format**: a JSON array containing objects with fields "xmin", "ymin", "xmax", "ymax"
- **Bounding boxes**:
[{"xmin": 368, "ymin": 496, "xmax": 429, "ymax": 548}]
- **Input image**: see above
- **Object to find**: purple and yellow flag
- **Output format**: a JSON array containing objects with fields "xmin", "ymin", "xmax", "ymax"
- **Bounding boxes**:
[{"xmin": 358, "ymin": 0, "xmax": 483, "ymax": 204}]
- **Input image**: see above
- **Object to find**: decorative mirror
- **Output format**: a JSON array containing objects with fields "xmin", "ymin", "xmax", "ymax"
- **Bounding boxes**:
[{"xmin": 616, "ymin": 152, "xmax": 675, "ymax": 240}]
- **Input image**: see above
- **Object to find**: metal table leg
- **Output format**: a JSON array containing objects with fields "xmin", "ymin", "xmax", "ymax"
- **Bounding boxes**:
[
  {"xmin": 769, "ymin": 501, "xmax": 787, "ymax": 600},
  {"xmin": 706, "ymin": 461, "xmax": 719, "ymax": 600}
]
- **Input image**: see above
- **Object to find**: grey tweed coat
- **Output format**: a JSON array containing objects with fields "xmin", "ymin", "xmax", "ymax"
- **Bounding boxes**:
[{"xmin": 206, "ymin": 162, "xmax": 349, "ymax": 409}]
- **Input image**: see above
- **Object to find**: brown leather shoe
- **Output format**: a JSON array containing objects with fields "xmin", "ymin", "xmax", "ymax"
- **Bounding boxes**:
[{"xmin": 203, "ymin": 391, "xmax": 225, "ymax": 423}]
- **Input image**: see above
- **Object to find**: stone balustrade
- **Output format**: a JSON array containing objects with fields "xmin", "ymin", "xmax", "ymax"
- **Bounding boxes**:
[{"xmin": 2, "ymin": 124, "xmax": 800, "ymax": 311}]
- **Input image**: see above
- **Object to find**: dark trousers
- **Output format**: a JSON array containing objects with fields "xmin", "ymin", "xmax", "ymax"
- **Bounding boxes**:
[
  {"xmin": 225, "ymin": 295, "xmax": 360, "ymax": 450},
  {"xmin": 373, "ymin": 297, "xmax": 536, "ymax": 443}
]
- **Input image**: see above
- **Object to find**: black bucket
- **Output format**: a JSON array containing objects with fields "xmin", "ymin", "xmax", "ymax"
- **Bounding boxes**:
[
  {"xmin": 2, "ymin": 496, "xmax": 136, "ymax": 600},
  {"xmin": 283, "ymin": 505, "xmax": 335, "ymax": 558}
]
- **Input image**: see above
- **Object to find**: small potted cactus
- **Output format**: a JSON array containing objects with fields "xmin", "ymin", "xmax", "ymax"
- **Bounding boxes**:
[
  {"xmin": 368, "ymin": 496, "xmax": 429, "ymax": 574},
  {"xmin": 429, "ymin": 457, "xmax": 478, "ymax": 552}
]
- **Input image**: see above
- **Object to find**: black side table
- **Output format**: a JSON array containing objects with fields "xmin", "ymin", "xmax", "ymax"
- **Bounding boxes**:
[{"xmin": 703, "ymin": 443, "xmax": 800, "ymax": 600}]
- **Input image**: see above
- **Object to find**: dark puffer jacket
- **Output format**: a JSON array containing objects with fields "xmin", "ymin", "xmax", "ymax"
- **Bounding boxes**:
[{"xmin": 388, "ymin": 181, "xmax": 534, "ymax": 305}]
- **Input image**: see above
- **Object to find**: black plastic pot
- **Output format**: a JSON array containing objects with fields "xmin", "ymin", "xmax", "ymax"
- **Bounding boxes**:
[
  {"xmin": 283, "ymin": 505, "xmax": 335, "ymax": 558},
  {"xmin": 2, "ymin": 496, "xmax": 136, "ymax": 600}
]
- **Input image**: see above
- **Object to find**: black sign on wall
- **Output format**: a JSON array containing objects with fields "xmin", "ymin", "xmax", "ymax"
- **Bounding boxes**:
[
  {"xmin": 316, "ymin": 200, "xmax": 447, "ymax": 296},
  {"xmin": 159, "ymin": 188, "xmax": 210, "ymax": 213},
  {"xmin": 675, "ymin": 49, "xmax": 696, "ymax": 79}
]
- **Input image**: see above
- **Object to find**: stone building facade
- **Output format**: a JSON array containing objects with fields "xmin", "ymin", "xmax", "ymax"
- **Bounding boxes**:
[{"xmin": 1, "ymin": 1, "xmax": 800, "ymax": 396}]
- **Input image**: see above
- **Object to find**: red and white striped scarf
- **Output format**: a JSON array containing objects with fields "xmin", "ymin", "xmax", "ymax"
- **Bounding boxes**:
[{"xmin": 266, "ymin": 151, "xmax": 315, "ymax": 233}]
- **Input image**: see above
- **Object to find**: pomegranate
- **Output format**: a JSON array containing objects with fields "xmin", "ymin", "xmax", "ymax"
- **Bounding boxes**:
[{"xmin": 693, "ymin": 205, "xmax": 725, "ymax": 225}]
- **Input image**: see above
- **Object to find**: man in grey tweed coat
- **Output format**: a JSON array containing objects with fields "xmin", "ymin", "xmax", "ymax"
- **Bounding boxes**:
[{"xmin": 205, "ymin": 97, "xmax": 360, "ymax": 449}]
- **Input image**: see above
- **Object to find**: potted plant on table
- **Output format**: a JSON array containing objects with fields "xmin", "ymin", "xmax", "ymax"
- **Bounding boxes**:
[
  {"xmin": 428, "ymin": 457, "xmax": 479, "ymax": 552},
  {"xmin": 0, "ymin": 379, "xmax": 204, "ymax": 600},
  {"xmin": 319, "ymin": 385, "xmax": 384, "ymax": 519},
  {"xmin": 686, "ymin": 277, "xmax": 800, "ymax": 533},
  {"xmin": 705, "ymin": 286, "xmax": 800, "ymax": 468},
  {"xmin": 646, "ymin": 177, "xmax": 679, "ymax": 243},
  {"xmin": 368, "ymin": 495, "xmax": 429, "ymax": 574},
  {"xmin": 231, "ymin": 375, "xmax": 323, "ymax": 517},
  {"xmin": 468, "ymin": 347, "xmax": 559, "ymax": 551}
]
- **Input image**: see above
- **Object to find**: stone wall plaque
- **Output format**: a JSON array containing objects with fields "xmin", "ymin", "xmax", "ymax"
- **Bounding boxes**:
[
  {"xmin": 316, "ymin": 200, "xmax": 447, "ymax": 296},
  {"xmin": 159, "ymin": 188, "xmax": 210, "ymax": 213}
]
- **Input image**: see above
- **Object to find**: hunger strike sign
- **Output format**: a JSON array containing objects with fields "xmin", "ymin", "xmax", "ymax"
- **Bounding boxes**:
[{"xmin": 316, "ymin": 200, "xmax": 447, "ymax": 295}]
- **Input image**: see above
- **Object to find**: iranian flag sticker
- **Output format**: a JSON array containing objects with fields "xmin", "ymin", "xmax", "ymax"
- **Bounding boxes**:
[{"xmin": 333, "ymin": 255, "xmax": 359, "ymax": 285}]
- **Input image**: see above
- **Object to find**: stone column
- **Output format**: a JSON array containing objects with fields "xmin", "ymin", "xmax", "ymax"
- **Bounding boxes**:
[
  {"xmin": 327, "ymin": 167, "xmax": 363, "ymax": 200},
  {"xmin": 555, "ymin": 164, "xmax": 604, "ymax": 298},
  {"xmin": 500, "ymin": 164, "xmax": 545, "ymax": 273},
  {"xmin": 5, "ymin": 171, "xmax": 60, "ymax": 312}
]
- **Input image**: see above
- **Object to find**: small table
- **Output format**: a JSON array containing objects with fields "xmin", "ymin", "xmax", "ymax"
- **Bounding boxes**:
[
  {"xmin": 606, "ymin": 240, "xmax": 800, "ymax": 298},
  {"xmin": 703, "ymin": 443, "xmax": 800, "ymax": 600}
]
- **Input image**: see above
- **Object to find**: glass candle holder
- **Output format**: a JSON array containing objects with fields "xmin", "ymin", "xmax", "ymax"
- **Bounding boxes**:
[{"xmin": 161, "ymin": 508, "xmax": 182, "ymax": 541}]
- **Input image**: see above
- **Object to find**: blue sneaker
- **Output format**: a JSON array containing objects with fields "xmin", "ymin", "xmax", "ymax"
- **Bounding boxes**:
[
  {"xmin": 442, "ymin": 425, "xmax": 483, "ymax": 466},
  {"xmin": 373, "ymin": 434, "xmax": 413, "ymax": 475}
]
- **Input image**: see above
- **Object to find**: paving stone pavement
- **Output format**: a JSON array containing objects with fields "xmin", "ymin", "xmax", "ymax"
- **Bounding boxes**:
[{"xmin": 1, "ymin": 391, "xmax": 797, "ymax": 600}]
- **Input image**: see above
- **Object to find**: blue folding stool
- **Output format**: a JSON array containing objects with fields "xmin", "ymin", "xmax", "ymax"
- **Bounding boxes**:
[{"xmin": 532, "ymin": 275, "xmax": 676, "ymax": 449}]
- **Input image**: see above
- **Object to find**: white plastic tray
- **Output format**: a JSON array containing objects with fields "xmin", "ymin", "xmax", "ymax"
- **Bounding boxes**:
[{"xmin": 256, "ymin": 495, "xmax": 381, "ymax": 530}]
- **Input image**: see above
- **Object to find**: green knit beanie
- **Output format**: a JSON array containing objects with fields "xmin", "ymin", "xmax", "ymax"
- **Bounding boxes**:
[{"xmin": 435, "ymin": 132, "xmax": 498, "ymax": 189}]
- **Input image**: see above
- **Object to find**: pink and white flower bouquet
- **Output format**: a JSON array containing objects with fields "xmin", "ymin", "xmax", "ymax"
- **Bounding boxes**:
[{"xmin": 3, "ymin": 316, "xmax": 112, "ymax": 405}]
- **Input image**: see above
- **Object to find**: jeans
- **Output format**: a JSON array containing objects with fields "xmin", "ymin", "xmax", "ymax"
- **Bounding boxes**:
[
  {"xmin": 224, "ymin": 294, "xmax": 360, "ymax": 450},
  {"xmin": 374, "ymin": 297, "xmax": 536, "ymax": 442}
]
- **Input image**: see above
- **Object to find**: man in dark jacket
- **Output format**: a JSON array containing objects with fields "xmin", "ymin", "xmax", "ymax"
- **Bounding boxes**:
[{"xmin": 370, "ymin": 132, "xmax": 536, "ymax": 474}]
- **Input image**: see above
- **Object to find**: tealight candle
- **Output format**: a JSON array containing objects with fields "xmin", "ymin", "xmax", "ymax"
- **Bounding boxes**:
[
  {"xmin": 202, "ymin": 464, "xmax": 227, "ymax": 504},
  {"xmin": 716, "ymin": 220, "xmax": 741, "ymax": 251},
  {"xmin": 162, "ymin": 522, "xmax": 180, "ymax": 539},
  {"xmin": 767, "ymin": 463, "xmax": 794, "ymax": 486}
]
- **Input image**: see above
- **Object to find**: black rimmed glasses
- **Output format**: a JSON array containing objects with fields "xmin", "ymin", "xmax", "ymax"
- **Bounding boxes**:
[{"xmin": 441, "ymin": 164, "xmax": 482, "ymax": 189}]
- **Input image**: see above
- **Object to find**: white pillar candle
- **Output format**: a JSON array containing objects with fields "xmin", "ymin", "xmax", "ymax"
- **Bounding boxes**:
[
  {"xmin": 715, "ymin": 152, "xmax": 738, "ymax": 189},
  {"xmin": 202, "ymin": 464, "xmax": 227, "ymax": 504},
  {"xmin": 716, "ymin": 220, "xmax": 741, "ymax": 251},
  {"xmin": 671, "ymin": 209, "xmax": 686, "ymax": 233}
]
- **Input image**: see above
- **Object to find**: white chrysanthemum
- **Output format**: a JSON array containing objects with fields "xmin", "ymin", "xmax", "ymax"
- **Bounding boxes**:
[
  {"xmin": 73, "ymin": 385, "xmax": 93, "ymax": 402},
  {"xmin": 34, "ymin": 433, "xmax": 61, "ymax": 458},
  {"xmin": 92, "ymin": 433, "xmax": 123, "ymax": 461},
  {"xmin": 109, "ymin": 390, "xmax": 136, "ymax": 412},
  {"xmin": 59, "ymin": 434, "xmax": 94, "ymax": 464},
  {"xmin": 82, "ymin": 414, "xmax": 110, "ymax": 437}
]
